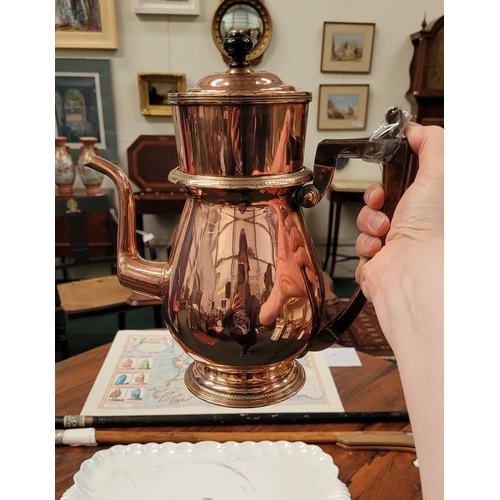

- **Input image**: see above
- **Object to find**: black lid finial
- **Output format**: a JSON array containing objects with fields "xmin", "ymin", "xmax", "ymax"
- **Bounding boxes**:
[{"xmin": 224, "ymin": 29, "xmax": 253, "ymax": 68}]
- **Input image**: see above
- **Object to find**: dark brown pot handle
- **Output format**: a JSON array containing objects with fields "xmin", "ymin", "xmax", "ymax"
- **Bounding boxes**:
[{"xmin": 302, "ymin": 108, "xmax": 416, "ymax": 352}]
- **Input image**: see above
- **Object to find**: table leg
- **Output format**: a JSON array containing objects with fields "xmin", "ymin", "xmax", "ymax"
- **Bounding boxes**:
[
  {"xmin": 56, "ymin": 306, "xmax": 69, "ymax": 360},
  {"xmin": 118, "ymin": 312, "xmax": 126, "ymax": 330},
  {"xmin": 135, "ymin": 214, "xmax": 145, "ymax": 257},
  {"xmin": 322, "ymin": 194, "xmax": 335, "ymax": 271},
  {"xmin": 153, "ymin": 304, "xmax": 163, "ymax": 328},
  {"xmin": 330, "ymin": 200, "xmax": 343, "ymax": 278}
]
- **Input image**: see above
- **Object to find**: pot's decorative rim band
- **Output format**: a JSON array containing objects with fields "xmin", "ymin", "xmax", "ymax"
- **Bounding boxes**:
[
  {"xmin": 168, "ymin": 167, "xmax": 313, "ymax": 190},
  {"xmin": 168, "ymin": 92, "xmax": 312, "ymax": 105}
]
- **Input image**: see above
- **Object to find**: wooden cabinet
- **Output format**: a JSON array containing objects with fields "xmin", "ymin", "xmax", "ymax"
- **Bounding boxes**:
[
  {"xmin": 406, "ymin": 15, "xmax": 444, "ymax": 127},
  {"xmin": 127, "ymin": 135, "xmax": 187, "ymax": 226},
  {"xmin": 55, "ymin": 189, "xmax": 116, "ymax": 259}
]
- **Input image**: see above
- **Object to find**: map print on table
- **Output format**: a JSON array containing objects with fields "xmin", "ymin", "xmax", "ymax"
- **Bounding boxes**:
[{"xmin": 82, "ymin": 330, "xmax": 345, "ymax": 415}]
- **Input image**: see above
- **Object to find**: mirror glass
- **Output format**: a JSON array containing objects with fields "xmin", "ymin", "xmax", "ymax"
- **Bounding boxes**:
[
  {"xmin": 213, "ymin": 0, "xmax": 272, "ymax": 65},
  {"xmin": 219, "ymin": 4, "xmax": 264, "ymax": 50}
]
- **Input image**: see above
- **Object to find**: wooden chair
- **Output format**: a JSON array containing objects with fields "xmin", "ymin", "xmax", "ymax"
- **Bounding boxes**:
[{"xmin": 55, "ymin": 194, "xmax": 163, "ymax": 359}]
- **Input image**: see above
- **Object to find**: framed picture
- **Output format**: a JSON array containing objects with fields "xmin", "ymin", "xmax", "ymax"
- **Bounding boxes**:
[
  {"xmin": 134, "ymin": 0, "xmax": 200, "ymax": 15},
  {"xmin": 55, "ymin": 0, "xmax": 118, "ymax": 49},
  {"xmin": 317, "ymin": 84, "xmax": 369, "ymax": 131},
  {"xmin": 55, "ymin": 59, "xmax": 118, "ymax": 163},
  {"xmin": 138, "ymin": 73, "xmax": 187, "ymax": 116},
  {"xmin": 320, "ymin": 22, "xmax": 375, "ymax": 73}
]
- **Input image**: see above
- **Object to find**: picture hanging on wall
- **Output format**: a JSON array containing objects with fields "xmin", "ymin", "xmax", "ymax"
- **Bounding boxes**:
[
  {"xmin": 317, "ymin": 84, "xmax": 369, "ymax": 131},
  {"xmin": 55, "ymin": 59, "xmax": 118, "ymax": 163},
  {"xmin": 138, "ymin": 73, "xmax": 187, "ymax": 116},
  {"xmin": 133, "ymin": 0, "xmax": 200, "ymax": 15},
  {"xmin": 55, "ymin": 0, "xmax": 118, "ymax": 49},
  {"xmin": 320, "ymin": 22, "xmax": 375, "ymax": 73}
]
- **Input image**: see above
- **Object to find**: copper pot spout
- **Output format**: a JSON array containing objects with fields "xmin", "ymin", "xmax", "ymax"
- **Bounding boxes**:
[{"xmin": 85, "ymin": 156, "xmax": 167, "ymax": 298}]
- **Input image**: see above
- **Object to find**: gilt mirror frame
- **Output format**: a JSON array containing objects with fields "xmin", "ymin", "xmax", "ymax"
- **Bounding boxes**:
[{"xmin": 212, "ymin": 0, "xmax": 272, "ymax": 66}]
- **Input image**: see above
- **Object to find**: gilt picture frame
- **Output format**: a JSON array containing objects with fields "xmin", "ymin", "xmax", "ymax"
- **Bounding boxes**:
[
  {"xmin": 138, "ymin": 73, "xmax": 187, "ymax": 116},
  {"xmin": 317, "ymin": 84, "xmax": 369, "ymax": 131},
  {"xmin": 55, "ymin": 59, "xmax": 118, "ymax": 162},
  {"xmin": 133, "ymin": 0, "xmax": 200, "ymax": 15},
  {"xmin": 55, "ymin": 0, "xmax": 118, "ymax": 49},
  {"xmin": 320, "ymin": 22, "xmax": 375, "ymax": 73}
]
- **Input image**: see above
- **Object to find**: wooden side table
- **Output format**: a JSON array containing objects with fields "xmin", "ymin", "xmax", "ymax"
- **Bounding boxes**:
[
  {"xmin": 55, "ymin": 188, "xmax": 116, "ymax": 259},
  {"xmin": 322, "ymin": 180, "xmax": 373, "ymax": 278},
  {"xmin": 134, "ymin": 191, "xmax": 186, "ymax": 227},
  {"xmin": 127, "ymin": 135, "xmax": 187, "ymax": 254}
]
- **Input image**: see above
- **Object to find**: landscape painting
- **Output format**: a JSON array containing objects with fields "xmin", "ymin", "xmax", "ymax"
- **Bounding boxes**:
[
  {"xmin": 317, "ymin": 85, "xmax": 369, "ymax": 131},
  {"xmin": 138, "ymin": 73, "xmax": 187, "ymax": 116},
  {"xmin": 331, "ymin": 33, "xmax": 365, "ymax": 62},
  {"xmin": 321, "ymin": 22, "xmax": 375, "ymax": 73}
]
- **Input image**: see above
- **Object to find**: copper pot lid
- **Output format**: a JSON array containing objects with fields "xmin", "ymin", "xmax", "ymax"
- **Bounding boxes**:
[{"xmin": 167, "ymin": 29, "xmax": 312, "ymax": 105}]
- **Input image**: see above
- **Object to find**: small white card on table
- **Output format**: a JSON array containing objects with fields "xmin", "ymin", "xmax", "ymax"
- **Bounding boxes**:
[{"xmin": 324, "ymin": 347, "xmax": 362, "ymax": 367}]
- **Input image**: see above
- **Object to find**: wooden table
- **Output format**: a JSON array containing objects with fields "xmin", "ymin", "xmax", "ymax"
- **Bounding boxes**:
[{"xmin": 55, "ymin": 344, "xmax": 421, "ymax": 499}]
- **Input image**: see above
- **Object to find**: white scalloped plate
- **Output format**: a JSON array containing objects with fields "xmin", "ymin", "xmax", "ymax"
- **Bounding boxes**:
[{"xmin": 62, "ymin": 440, "xmax": 351, "ymax": 500}]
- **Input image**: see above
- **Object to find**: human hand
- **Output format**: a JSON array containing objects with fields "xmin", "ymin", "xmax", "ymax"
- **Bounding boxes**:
[
  {"xmin": 229, "ymin": 292, "xmax": 244, "ymax": 312},
  {"xmin": 258, "ymin": 199, "xmax": 317, "ymax": 325},
  {"xmin": 277, "ymin": 209, "xmax": 316, "ymax": 294},
  {"xmin": 355, "ymin": 123, "xmax": 444, "ymax": 304}
]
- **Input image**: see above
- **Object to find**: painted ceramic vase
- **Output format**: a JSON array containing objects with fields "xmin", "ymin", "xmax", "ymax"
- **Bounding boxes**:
[
  {"xmin": 55, "ymin": 137, "xmax": 75, "ymax": 196},
  {"xmin": 77, "ymin": 137, "xmax": 104, "ymax": 195}
]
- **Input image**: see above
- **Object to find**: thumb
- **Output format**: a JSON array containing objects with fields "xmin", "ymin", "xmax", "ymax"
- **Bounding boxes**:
[{"xmin": 404, "ymin": 123, "xmax": 444, "ymax": 179}]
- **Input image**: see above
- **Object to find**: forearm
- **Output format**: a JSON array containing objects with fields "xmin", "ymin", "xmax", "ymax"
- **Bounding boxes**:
[
  {"xmin": 258, "ymin": 286, "xmax": 285, "ymax": 326},
  {"xmin": 370, "ymin": 240, "xmax": 444, "ymax": 499},
  {"xmin": 396, "ymin": 327, "xmax": 443, "ymax": 500}
]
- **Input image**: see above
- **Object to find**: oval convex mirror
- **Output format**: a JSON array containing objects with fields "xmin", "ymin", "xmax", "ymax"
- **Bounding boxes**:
[{"xmin": 212, "ymin": 0, "xmax": 272, "ymax": 66}]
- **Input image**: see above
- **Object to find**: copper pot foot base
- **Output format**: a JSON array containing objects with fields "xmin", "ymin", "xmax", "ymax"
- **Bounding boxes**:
[{"xmin": 184, "ymin": 360, "xmax": 306, "ymax": 408}]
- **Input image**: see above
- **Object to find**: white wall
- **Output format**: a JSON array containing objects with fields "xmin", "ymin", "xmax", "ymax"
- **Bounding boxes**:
[{"xmin": 56, "ymin": 0, "xmax": 444, "ymax": 267}]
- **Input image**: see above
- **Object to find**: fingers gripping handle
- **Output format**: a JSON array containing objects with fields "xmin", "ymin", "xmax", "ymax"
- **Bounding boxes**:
[{"xmin": 306, "ymin": 110, "xmax": 415, "ymax": 351}]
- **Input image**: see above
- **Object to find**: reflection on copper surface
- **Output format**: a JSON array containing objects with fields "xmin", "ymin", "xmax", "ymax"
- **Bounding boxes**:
[
  {"xmin": 172, "ymin": 103, "xmax": 308, "ymax": 176},
  {"xmin": 166, "ymin": 195, "xmax": 322, "ymax": 370}
]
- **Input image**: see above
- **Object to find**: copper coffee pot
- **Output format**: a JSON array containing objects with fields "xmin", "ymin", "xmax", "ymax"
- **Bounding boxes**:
[{"xmin": 86, "ymin": 31, "xmax": 414, "ymax": 408}]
